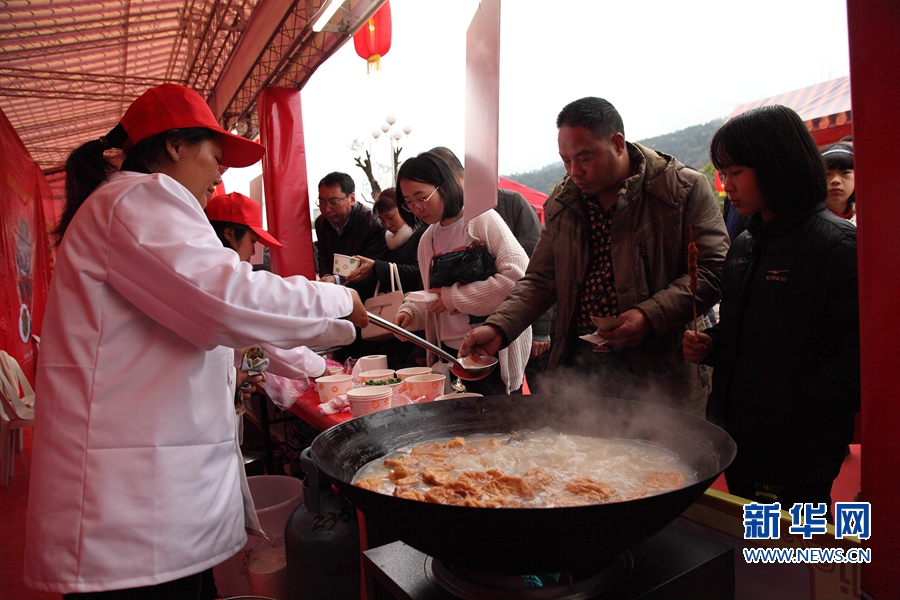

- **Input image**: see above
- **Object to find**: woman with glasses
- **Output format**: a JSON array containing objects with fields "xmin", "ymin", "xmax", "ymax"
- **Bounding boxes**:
[
  {"xmin": 344, "ymin": 187, "xmax": 426, "ymax": 293},
  {"xmin": 682, "ymin": 105, "xmax": 859, "ymax": 512},
  {"xmin": 392, "ymin": 152, "xmax": 532, "ymax": 395}
]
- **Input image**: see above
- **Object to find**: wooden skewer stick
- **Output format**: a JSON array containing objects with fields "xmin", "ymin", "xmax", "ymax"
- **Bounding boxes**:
[{"xmin": 688, "ymin": 226, "xmax": 700, "ymax": 381}]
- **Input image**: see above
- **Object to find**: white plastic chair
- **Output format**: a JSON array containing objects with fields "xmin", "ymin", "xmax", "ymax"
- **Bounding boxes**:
[{"xmin": 0, "ymin": 351, "xmax": 35, "ymax": 486}]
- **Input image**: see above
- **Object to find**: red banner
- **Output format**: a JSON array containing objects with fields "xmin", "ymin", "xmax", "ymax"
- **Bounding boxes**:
[
  {"xmin": 0, "ymin": 106, "xmax": 54, "ymax": 384},
  {"xmin": 257, "ymin": 87, "xmax": 316, "ymax": 279}
]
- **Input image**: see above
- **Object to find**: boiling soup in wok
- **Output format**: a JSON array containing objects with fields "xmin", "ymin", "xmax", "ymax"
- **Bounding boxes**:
[{"xmin": 353, "ymin": 428, "xmax": 697, "ymax": 508}]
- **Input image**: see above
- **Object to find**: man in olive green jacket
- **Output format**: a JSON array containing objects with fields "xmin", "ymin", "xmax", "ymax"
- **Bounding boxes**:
[{"xmin": 459, "ymin": 97, "xmax": 728, "ymax": 416}]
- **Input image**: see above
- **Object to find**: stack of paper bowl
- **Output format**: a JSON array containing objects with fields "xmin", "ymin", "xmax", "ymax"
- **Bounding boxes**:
[
  {"xmin": 346, "ymin": 386, "xmax": 393, "ymax": 417},
  {"xmin": 246, "ymin": 545, "xmax": 288, "ymax": 599},
  {"xmin": 363, "ymin": 379, "xmax": 404, "ymax": 396}
]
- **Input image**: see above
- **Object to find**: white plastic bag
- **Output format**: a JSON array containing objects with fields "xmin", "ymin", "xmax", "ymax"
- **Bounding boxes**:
[{"xmin": 257, "ymin": 373, "xmax": 310, "ymax": 410}]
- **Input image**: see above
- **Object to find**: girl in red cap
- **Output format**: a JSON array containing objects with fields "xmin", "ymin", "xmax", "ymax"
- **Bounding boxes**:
[
  {"xmin": 25, "ymin": 84, "xmax": 367, "ymax": 599},
  {"xmin": 206, "ymin": 191, "xmax": 332, "ymax": 382}
]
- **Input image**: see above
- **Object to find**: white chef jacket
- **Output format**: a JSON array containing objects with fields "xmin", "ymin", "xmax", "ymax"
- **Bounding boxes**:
[{"xmin": 24, "ymin": 172, "xmax": 356, "ymax": 594}]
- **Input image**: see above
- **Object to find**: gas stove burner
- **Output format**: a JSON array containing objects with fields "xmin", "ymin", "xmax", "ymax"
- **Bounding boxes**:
[{"xmin": 429, "ymin": 553, "xmax": 633, "ymax": 600}]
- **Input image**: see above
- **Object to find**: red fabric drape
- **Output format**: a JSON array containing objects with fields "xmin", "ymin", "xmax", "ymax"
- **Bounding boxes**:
[
  {"xmin": 257, "ymin": 87, "xmax": 316, "ymax": 279},
  {"xmin": 848, "ymin": 0, "xmax": 900, "ymax": 596},
  {"xmin": 0, "ymin": 106, "xmax": 54, "ymax": 384}
]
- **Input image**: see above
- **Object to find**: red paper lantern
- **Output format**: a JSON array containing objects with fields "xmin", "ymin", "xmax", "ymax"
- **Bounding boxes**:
[{"xmin": 353, "ymin": 0, "xmax": 391, "ymax": 73}]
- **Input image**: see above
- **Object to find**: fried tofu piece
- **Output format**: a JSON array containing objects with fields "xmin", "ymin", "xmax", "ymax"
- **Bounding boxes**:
[
  {"xmin": 418, "ymin": 455, "xmax": 450, "ymax": 468},
  {"xmin": 458, "ymin": 470, "xmax": 502, "ymax": 487},
  {"xmin": 481, "ymin": 475, "xmax": 535, "ymax": 500},
  {"xmin": 482, "ymin": 496, "xmax": 529, "ymax": 508},
  {"xmin": 355, "ymin": 477, "xmax": 385, "ymax": 492},
  {"xmin": 643, "ymin": 471, "xmax": 685, "ymax": 490},
  {"xmin": 387, "ymin": 465, "xmax": 417, "ymax": 481},
  {"xmin": 421, "ymin": 467, "xmax": 453, "ymax": 486},
  {"xmin": 393, "ymin": 475, "xmax": 420, "ymax": 487},
  {"xmin": 393, "ymin": 486, "xmax": 425, "ymax": 502},
  {"xmin": 523, "ymin": 467, "xmax": 556, "ymax": 493},
  {"xmin": 621, "ymin": 489, "xmax": 649, "ymax": 501},
  {"xmin": 445, "ymin": 480, "xmax": 481, "ymax": 496},
  {"xmin": 424, "ymin": 486, "xmax": 468, "ymax": 506},
  {"xmin": 565, "ymin": 477, "xmax": 615, "ymax": 502},
  {"xmin": 411, "ymin": 442, "xmax": 449, "ymax": 457},
  {"xmin": 383, "ymin": 456, "xmax": 419, "ymax": 468},
  {"xmin": 444, "ymin": 436, "xmax": 467, "ymax": 449},
  {"xmin": 544, "ymin": 494, "xmax": 595, "ymax": 508}
]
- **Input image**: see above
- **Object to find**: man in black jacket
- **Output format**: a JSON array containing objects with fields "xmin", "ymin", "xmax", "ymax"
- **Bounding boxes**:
[{"xmin": 314, "ymin": 171, "xmax": 387, "ymax": 300}]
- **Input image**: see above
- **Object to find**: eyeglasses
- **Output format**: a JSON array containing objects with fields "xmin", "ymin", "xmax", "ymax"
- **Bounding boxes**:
[
  {"xmin": 316, "ymin": 195, "xmax": 348, "ymax": 208},
  {"xmin": 401, "ymin": 186, "xmax": 440, "ymax": 213}
]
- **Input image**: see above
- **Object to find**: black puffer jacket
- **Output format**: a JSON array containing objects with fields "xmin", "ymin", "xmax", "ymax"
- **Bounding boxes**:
[{"xmin": 704, "ymin": 205, "xmax": 859, "ymax": 484}]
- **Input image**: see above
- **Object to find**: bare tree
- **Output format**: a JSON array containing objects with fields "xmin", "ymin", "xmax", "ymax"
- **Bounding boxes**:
[{"xmin": 354, "ymin": 150, "xmax": 381, "ymax": 196}]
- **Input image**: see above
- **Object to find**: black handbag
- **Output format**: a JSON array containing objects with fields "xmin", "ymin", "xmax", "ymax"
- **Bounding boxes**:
[{"xmin": 429, "ymin": 241, "xmax": 497, "ymax": 288}]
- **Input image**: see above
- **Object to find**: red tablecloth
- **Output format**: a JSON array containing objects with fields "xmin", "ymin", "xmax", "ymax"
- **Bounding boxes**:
[{"xmin": 288, "ymin": 385, "xmax": 351, "ymax": 431}]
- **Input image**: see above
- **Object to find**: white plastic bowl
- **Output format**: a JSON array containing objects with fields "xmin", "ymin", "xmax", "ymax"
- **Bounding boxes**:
[{"xmin": 406, "ymin": 290, "xmax": 439, "ymax": 309}]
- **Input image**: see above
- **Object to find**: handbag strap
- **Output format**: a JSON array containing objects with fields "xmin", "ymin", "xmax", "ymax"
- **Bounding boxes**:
[
  {"xmin": 372, "ymin": 262, "xmax": 404, "ymax": 296},
  {"xmin": 390, "ymin": 262, "xmax": 403, "ymax": 294}
]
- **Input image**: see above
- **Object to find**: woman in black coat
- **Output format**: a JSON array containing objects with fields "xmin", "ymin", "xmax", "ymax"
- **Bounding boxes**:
[
  {"xmin": 682, "ymin": 105, "xmax": 859, "ymax": 513},
  {"xmin": 346, "ymin": 187, "xmax": 425, "ymax": 293},
  {"xmin": 340, "ymin": 188, "xmax": 426, "ymax": 368}
]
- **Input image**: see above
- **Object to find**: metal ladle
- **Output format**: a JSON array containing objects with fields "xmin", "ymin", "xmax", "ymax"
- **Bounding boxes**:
[{"xmin": 365, "ymin": 312, "xmax": 498, "ymax": 381}]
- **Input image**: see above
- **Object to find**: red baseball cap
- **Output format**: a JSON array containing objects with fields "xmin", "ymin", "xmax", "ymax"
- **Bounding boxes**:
[
  {"xmin": 205, "ymin": 192, "xmax": 283, "ymax": 247},
  {"xmin": 119, "ymin": 84, "xmax": 265, "ymax": 168}
]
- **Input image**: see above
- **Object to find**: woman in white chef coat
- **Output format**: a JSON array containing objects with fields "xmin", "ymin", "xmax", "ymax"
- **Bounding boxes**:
[{"xmin": 24, "ymin": 84, "xmax": 367, "ymax": 599}]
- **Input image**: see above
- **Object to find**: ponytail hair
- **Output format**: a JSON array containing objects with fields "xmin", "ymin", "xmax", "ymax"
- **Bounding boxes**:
[
  {"xmin": 54, "ymin": 125, "xmax": 215, "ymax": 245},
  {"xmin": 56, "ymin": 136, "xmax": 120, "ymax": 246}
]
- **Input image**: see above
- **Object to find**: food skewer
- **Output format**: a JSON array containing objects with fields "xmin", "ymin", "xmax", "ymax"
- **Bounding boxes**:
[{"xmin": 688, "ymin": 226, "xmax": 700, "ymax": 380}]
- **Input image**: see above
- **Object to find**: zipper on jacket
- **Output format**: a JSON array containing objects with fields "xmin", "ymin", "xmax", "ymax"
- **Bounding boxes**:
[{"xmin": 640, "ymin": 242, "xmax": 655, "ymax": 297}]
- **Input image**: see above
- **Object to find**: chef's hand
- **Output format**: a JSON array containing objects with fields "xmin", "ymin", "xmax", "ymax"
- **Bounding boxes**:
[
  {"xmin": 344, "ymin": 288, "xmax": 369, "ymax": 328},
  {"xmin": 345, "ymin": 256, "xmax": 374, "ymax": 282},
  {"xmin": 683, "ymin": 330, "xmax": 713, "ymax": 363},
  {"xmin": 530, "ymin": 340, "xmax": 550, "ymax": 359},
  {"xmin": 459, "ymin": 325, "xmax": 503, "ymax": 359},
  {"xmin": 601, "ymin": 309, "xmax": 651, "ymax": 348},
  {"xmin": 319, "ymin": 274, "xmax": 337, "ymax": 284},
  {"xmin": 427, "ymin": 288, "xmax": 448, "ymax": 314},
  {"xmin": 236, "ymin": 370, "xmax": 266, "ymax": 400},
  {"xmin": 392, "ymin": 312, "xmax": 413, "ymax": 341}
]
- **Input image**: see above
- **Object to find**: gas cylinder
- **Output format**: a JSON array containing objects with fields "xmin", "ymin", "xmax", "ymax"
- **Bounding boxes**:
[{"xmin": 285, "ymin": 448, "xmax": 360, "ymax": 600}]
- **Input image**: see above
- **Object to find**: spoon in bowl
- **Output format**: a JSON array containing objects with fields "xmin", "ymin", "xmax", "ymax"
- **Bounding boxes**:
[{"xmin": 365, "ymin": 312, "xmax": 498, "ymax": 381}]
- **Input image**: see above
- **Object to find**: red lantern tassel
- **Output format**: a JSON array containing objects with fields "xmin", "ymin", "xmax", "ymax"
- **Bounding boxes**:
[{"xmin": 367, "ymin": 54, "xmax": 381, "ymax": 74}]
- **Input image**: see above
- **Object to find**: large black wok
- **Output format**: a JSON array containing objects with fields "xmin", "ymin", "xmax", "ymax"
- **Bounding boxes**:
[{"xmin": 311, "ymin": 395, "xmax": 735, "ymax": 574}]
